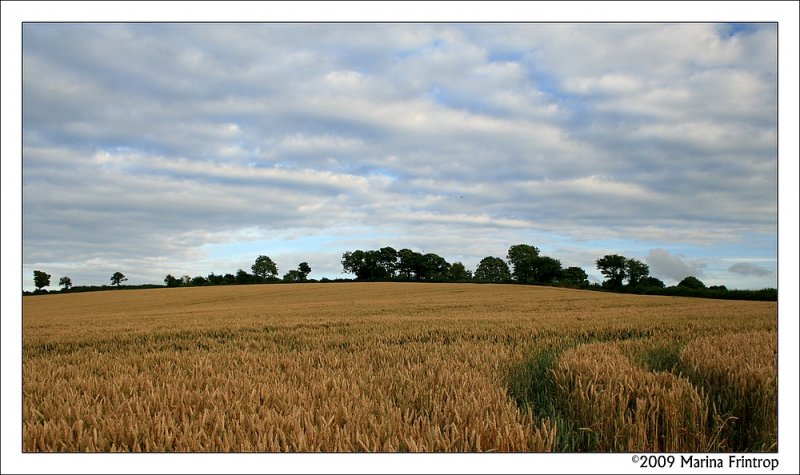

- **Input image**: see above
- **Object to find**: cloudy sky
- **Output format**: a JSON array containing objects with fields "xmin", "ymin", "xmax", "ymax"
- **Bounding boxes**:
[{"xmin": 20, "ymin": 21, "xmax": 779, "ymax": 290}]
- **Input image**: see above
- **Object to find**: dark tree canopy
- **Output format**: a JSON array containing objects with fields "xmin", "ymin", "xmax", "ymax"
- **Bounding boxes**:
[
  {"xmin": 236, "ymin": 269, "xmax": 256, "ymax": 285},
  {"xmin": 638, "ymin": 276, "xmax": 666, "ymax": 289},
  {"xmin": 474, "ymin": 256, "xmax": 511, "ymax": 283},
  {"xmin": 342, "ymin": 248, "xmax": 451, "ymax": 281},
  {"xmin": 678, "ymin": 276, "xmax": 706, "ymax": 289},
  {"xmin": 377, "ymin": 247, "xmax": 398, "ymax": 278},
  {"xmin": 33, "ymin": 270, "xmax": 51, "ymax": 290},
  {"xmin": 561, "ymin": 266, "xmax": 589, "ymax": 287},
  {"xmin": 396, "ymin": 248, "xmax": 419, "ymax": 280},
  {"xmin": 110, "ymin": 272, "xmax": 127, "ymax": 287},
  {"xmin": 164, "ymin": 274, "xmax": 180, "ymax": 287},
  {"xmin": 596, "ymin": 254, "xmax": 628, "ymax": 289},
  {"xmin": 284, "ymin": 262, "xmax": 313, "ymax": 282},
  {"xmin": 421, "ymin": 253, "xmax": 451, "ymax": 281},
  {"xmin": 283, "ymin": 270, "xmax": 304, "ymax": 282},
  {"xmin": 251, "ymin": 255, "xmax": 278, "ymax": 281},
  {"xmin": 625, "ymin": 258, "xmax": 650, "ymax": 287},
  {"xmin": 448, "ymin": 262, "xmax": 472, "ymax": 281},
  {"xmin": 506, "ymin": 244, "xmax": 541, "ymax": 283},
  {"xmin": 58, "ymin": 276, "xmax": 72, "ymax": 290},
  {"xmin": 297, "ymin": 262, "xmax": 312, "ymax": 279},
  {"xmin": 341, "ymin": 250, "xmax": 372, "ymax": 280},
  {"xmin": 528, "ymin": 255, "xmax": 563, "ymax": 284}
]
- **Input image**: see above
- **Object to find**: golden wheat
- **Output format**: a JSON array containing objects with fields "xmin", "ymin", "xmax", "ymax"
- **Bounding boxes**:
[
  {"xmin": 680, "ymin": 330, "xmax": 777, "ymax": 451},
  {"xmin": 22, "ymin": 283, "xmax": 776, "ymax": 452},
  {"xmin": 553, "ymin": 342, "xmax": 720, "ymax": 452}
]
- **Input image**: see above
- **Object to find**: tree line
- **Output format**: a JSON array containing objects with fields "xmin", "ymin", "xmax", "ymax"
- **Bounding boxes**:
[
  {"xmin": 339, "ymin": 244, "xmax": 775, "ymax": 300},
  {"xmin": 26, "ymin": 245, "xmax": 776, "ymax": 301},
  {"xmin": 163, "ymin": 257, "xmax": 313, "ymax": 287},
  {"xmin": 27, "ymin": 270, "xmax": 155, "ymax": 295}
]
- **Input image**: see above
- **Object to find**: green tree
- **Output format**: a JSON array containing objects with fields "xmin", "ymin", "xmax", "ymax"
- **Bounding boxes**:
[
  {"xmin": 164, "ymin": 274, "xmax": 180, "ymax": 287},
  {"xmin": 342, "ymin": 249, "xmax": 398, "ymax": 280},
  {"xmin": 561, "ymin": 266, "xmax": 589, "ymax": 287},
  {"xmin": 397, "ymin": 249, "xmax": 422, "ymax": 280},
  {"xmin": 58, "ymin": 276, "xmax": 72, "ymax": 291},
  {"xmin": 283, "ymin": 262, "xmax": 311, "ymax": 282},
  {"xmin": 506, "ymin": 244, "xmax": 541, "ymax": 283},
  {"xmin": 251, "ymin": 255, "xmax": 278, "ymax": 281},
  {"xmin": 529, "ymin": 255, "xmax": 563, "ymax": 284},
  {"xmin": 236, "ymin": 269, "xmax": 256, "ymax": 285},
  {"xmin": 283, "ymin": 270, "xmax": 304, "ymax": 282},
  {"xmin": 596, "ymin": 254, "xmax": 627, "ymax": 289},
  {"xmin": 341, "ymin": 250, "xmax": 371, "ymax": 280},
  {"xmin": 377, "ymin": 247, "xmax": 398, "ymax": 278},
  {"xmin": 474, "ymin": 256, "xmax": 511, "ymax": 283},
  {"xmin": 417, "ymin": 252, "xmax": 450, "ymax": 281},
  {"xmin": 33, "ymin": 270, "xmax": 51, "ymax": 291},
  {"xmin": 110, "ymin": 272, "xmax": 127, "ymax": 287},
  {"xmin": 448, "ymin": 262, "xmax": 472, "ymax": 281},
  {"xmin": 638, "ymin": 276, "xmax": 665, "ymax": 289},
  {"xmin": 207, "ymin": 273, "xmax": 224, "ymax": 285},
  {"xmin": 298, "ymin": 262, "xmax": 312, "ymax": 280},
  {"xmin": 678, "ymin": 276, "xmax": 706, "ymax": 289},
  {"xmin": 625, "ymin": 258, "xmax": 650, "ymax": 287}
]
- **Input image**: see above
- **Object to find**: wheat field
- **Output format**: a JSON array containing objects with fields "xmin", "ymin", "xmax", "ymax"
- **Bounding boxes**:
[{"xmin": 22, "ymin": 283, "xmax": 777, "ymax": 452}]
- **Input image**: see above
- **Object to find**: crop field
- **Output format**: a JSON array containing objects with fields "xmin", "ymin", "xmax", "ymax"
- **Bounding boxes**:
[{"xmin": 22, "ymin": 283, "xmax": 777, "ymax": 452}]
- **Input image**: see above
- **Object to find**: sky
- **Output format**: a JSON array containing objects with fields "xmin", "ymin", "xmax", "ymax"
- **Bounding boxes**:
[{"xmin": 17, "ymin": 21, "xmax": 781, "ymax": 291}]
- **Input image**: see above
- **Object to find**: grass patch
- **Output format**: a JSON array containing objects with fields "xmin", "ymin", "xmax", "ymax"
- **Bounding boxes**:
[
  {"xmin": 506, "ymin": 341, "xmax": 600, "ymax": 451},
  {"xmin": 639, "ymin": 343, "xmax": 683, "ymax": 373}
]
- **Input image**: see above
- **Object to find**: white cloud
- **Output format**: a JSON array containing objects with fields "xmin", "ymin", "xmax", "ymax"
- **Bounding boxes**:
[
  {"xmin": 20, "ymin": 23, "xmax": 778, "ymax": 290},
  {"xmin": 728, "ymin": 262, "xmax": 773, "ymax": 277},
  {"xmin": 646, "ymin": 248, "xmax": 706, "ymax": 283}
]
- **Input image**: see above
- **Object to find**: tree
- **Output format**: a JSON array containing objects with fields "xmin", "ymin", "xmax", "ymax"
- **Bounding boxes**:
[
  {"xmin": 58, "ymin": 276, "xmax": 72, "ymax": 291},
  {"xmin": 33, "ymin": 270, "xmax": 51, "ymax": 291},
  {"xmin": 206, "ymin": 273, "xmax": 224, "ymax": 285},
  {"xmin": 377, "ymin": 247, "xmax": 398, "ymax": 279},
  {"xmin": 448, "ymin": 262, "xmax": 472, "ymax": 281},
  {"xmin": 236, "ymin": 269, "xmax": 256, "ymax": 285},
  {"xmin": 283, "ymin": 262, "xmax": 312, "ymax": 282},
  {"xmin": 678, "ymin": 276, "xmax": 706, "ymax": 289},
  {"xmin": 625, "ymin": 258, "xmax": 650, "ymax": 287},
  {"xmin": 397, "ymin": 249, "xmax": 422, "ymax": 280},
  {"xmin": 561, "ymin": 266, "xmax": 589, "ymax": 287},
  {"xmin": 596, "ymin": 254, "xmax": 627, "ymax": 289},
  {"xmin": 164, "ymin": 274, "xmax": 180, "ymax": 287},
  {"xmin": 110, "ymin": 272, "xmax": 127, "ymax": 287},
  {"xmin": 341, "ymin": 249, "xmax": 396, "ymax": 280},
  {"xmin": 341, "ymin": 250, "xmax": 370, "ymax": 279},
  {"xmin": 298, "ymin": 262, "xmax": 312, "ymax": 280},
  {"xmin": 474, "ymin": 256, "xmax": 511, "ymax": 283},
  {"xmin": 180, "ymin": 275, "xmax": 192, "ymax": 286},
  {"xmin": 191, "ymin": 276, "xmax": 208, "ymax": 286},
  {"xmin": 283, "ymin": 270, "xmax": 304, "ymax": 282},
  {"xmin": 251, "ymin": 255, "xmax": 278, "ymax": 281},
  {"xmin": 420, "ymin": 253, "xmax": 451, "ymax": 281},
  {"xmin": 529, "ymin": 255, "xmax": 563, "ymax": 284},
  {"xmin": 507, "ymin": 244, "xmax": 541, "ymax": 283},
  {"xmin": 637, "ymin": 276, "xmax": 665, "ymax": 289}
]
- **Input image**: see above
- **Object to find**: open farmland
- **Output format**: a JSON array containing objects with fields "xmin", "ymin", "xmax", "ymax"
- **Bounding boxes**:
[{"xmin": 22, "ymin": 283, "xmax": 777, "ymax": 452}]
